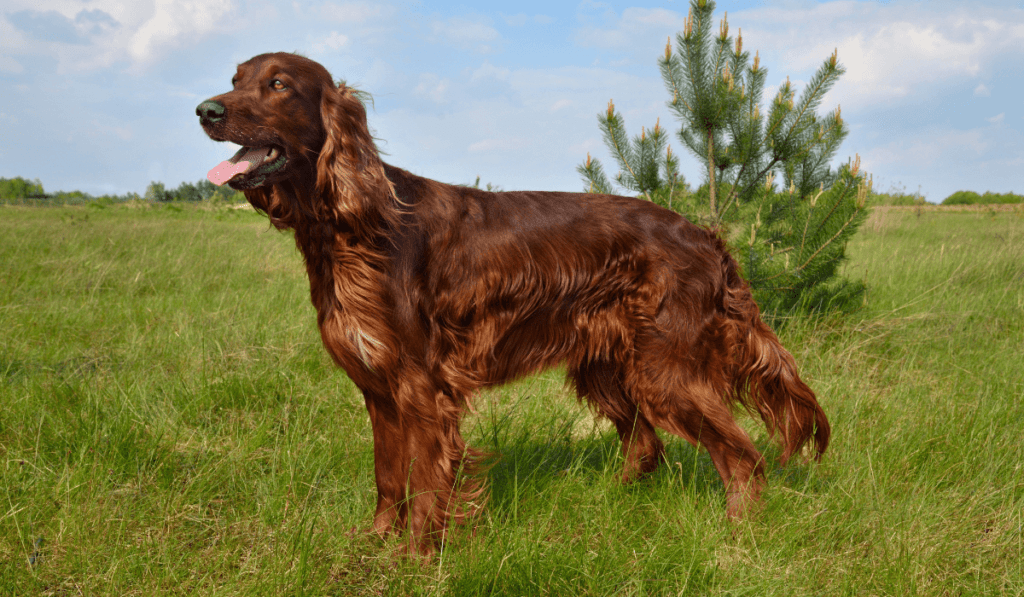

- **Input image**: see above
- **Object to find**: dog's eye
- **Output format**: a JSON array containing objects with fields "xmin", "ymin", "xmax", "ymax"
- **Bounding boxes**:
[{"xmin": 271, "ymin": 79, "xmax": 287, "ymax": 91}]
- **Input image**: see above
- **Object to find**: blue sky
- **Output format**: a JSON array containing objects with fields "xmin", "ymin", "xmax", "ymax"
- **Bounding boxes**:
[{"xmin": 1, "ymin": 0, "xmax": 1022, "ymax": 202}]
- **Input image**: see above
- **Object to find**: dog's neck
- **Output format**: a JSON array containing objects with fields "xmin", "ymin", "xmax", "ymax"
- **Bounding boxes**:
[{"xmin": 253, "ymin": 171, "xmax": 395, "ymax": 379}]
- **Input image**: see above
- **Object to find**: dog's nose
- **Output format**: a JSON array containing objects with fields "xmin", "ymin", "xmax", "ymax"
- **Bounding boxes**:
[{"xmin": 196, "ymin": 100, "xmax": 225, "ymax": 124}]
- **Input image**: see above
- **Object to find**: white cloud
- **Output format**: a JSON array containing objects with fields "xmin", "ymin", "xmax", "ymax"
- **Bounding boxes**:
[
  {"xmin": 129, "ymin": 0, "xmax": 233, "ymax": 65},
  {"xmin": 1, "ymin": 0, "xmax": 237, "ymax": 71},
  {"xmin": 372, "ymin": 59, "xmax": 669, "ymax": 192},
  {"xmin": 502, "ymin": 13, "xmax": 529, "ymax": 27},
  {"xmin": 429, "ymin": 16, "xmax": 500, "ymax": 52},
  {"xmin": 571, "ymin": 3, "xmax": 1024, "ymax": 114},
  {"xmin": 354, "ymin": 58, "xmax": 400, "ymax": 95},
  {"xmin": 550, "ymin": 99, "xmax": 573, "ymax": 112},
  {"xmin": 471, "ymin": 61, "xmax": 511, "ymax": 82},
  {"xmin": 738, "ymin": 4, "xmax": 1024, "ymax": 112},
  {"xmin": 576, "ymin": 7, "xmax": 686, "ymax": 49},
  {"xmin": 988, "ymin": 113, "xmax": 1005, "ymax": 125},
  {"xmin": 414, "ymin": 73, "xmax": 450, "ymax": 104},
  {"xmin": 826, "ymin": 21, "xmax": 989, "ymax": 100},
  {"xmin": 506, "ymin": 65, "xmax": 644, "ymax": 97},
  {"xmin": 974, "ymin": 83, "xmax": 991, "ymax": 97},
  {"xmin": 0, "ymin": 15, "xmax": 28, "ymax": 55},
  {"xmin": 0, "ymin": 55, "xmax": 24, "ymax": 74},
  {"xmin": 315, "ymin": 31, "xmax": 350, "ymax": 52}
]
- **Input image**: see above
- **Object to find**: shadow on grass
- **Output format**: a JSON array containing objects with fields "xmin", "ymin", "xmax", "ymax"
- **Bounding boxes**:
[
  {"xmin": 474, "ymin": 419, "xmax": 833, "ymax": 522},
  {"xmin": 478, "ymin": 430, "xmax": 727, "ymax": 519}
]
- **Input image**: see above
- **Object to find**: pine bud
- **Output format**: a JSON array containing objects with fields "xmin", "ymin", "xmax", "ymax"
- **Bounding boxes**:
[
  {"xmin": 720, "ymin": 12, "xmax": 729, "ymax": 40},
  {"xmin": 851, "ymin": 153, "xmax": 861, "ymax": 177},
  {"xmin": 607, "ymin": 99, "xmax": 615, "ymax": 119},
  {"xmin": 856, "ymin": 183, "xmax": 868, "ymax": 209},
  {"xmin": 665, "ymin": 37, "xmax": 672, "ymax": 60},
  {"xmin": 810, "ymin": 183, "xmax": 823, "ymax": 207},
  {"xmin": 684, "ymin": 8, "xmax": 693, "ymax": 39},
  {"xmin": 830, "ymin": 48, "xmax": 838, "ymax": 69},
  {"xmin": 586, "ymin": 153, "xmax": 592, "ymax": 168},
  {"xmin": 736, "ymin": 28, "xmax": 743, "ymax": 55},
  {"xmin": 753, "ymin": 51, "xmax": 760, "ymax": 72}
]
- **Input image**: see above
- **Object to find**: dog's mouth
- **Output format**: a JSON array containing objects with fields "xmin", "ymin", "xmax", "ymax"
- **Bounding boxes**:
[{"xmin": 207, "ymin": 145, "xmax": 287, "ymax": 190}]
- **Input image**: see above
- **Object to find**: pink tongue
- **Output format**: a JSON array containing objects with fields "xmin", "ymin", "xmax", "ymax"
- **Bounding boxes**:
[{"xmin": 207, "ymin": 147, "xmax": 270, "ymax": 186}]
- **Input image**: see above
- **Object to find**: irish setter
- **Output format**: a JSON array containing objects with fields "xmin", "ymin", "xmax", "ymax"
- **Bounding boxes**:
[{"xmin": 197, "ymin": 52, "xmax": 830, "ymax": 554}]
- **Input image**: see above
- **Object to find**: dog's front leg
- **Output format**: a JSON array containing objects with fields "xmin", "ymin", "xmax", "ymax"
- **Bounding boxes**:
[{"xmin": 363, "ymin": 392, "xmax": 407, "ymax": 538}]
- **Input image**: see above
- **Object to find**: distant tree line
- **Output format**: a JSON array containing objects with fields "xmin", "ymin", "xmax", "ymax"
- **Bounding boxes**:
[
  {"xmin": 141, "ymin": 179, "xmax": 245, "ymax": 203},
  {"xmin": 856, "ymin": 182, "xmax": 1021, "ymax": 207},
  {"xmin": 0, "ymin": 176, "xmax": 245, "ymax": 204},
  {"xmin": 941, "ymin": 190, "xmax": 1023, "ymax": 206},
  {"xmin": 0, "ymin": 176, "xmax": 46, "ymax": 200}
]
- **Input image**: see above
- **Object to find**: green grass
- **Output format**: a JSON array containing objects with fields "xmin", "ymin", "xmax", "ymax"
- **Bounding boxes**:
[{"xmin": 1, "ymin": 202, "xmax": 1022, "ymax": 595}]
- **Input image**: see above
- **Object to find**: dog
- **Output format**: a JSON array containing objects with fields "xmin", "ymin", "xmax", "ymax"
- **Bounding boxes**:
[{"xmin": 197, "ymin": 52, "xmax": 829, "ymax": 554}]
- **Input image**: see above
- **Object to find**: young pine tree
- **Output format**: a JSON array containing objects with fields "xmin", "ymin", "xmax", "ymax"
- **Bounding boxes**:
[{"xmin": 578, "ymin": 0, "xmax": 869, "ymax": 316}]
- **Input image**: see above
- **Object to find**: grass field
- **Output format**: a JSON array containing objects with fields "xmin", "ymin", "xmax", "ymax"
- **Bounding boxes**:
[{"xmin": 1, "ymin": 202, "xmax": 1022, "ymax": 596}]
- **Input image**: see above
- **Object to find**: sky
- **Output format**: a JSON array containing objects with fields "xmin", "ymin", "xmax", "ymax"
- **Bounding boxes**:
[{"xmin": 1, "ymin": 0, "xmax": 1022, "ymax": 203}]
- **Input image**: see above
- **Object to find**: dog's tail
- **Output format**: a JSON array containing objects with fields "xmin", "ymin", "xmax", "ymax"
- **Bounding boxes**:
[{"xmin": 719, "ymin": 248, "xmax": 830, "ymax": 463}]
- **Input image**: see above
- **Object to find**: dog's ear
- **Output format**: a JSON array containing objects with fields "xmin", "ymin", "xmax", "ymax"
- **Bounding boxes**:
[{"xmin": 316, "ymin": 82, "xmax": 396, "ymax": 231}]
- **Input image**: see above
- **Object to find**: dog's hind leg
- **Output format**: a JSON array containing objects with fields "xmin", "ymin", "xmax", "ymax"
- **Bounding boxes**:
[
  {"xmin": 623, "ymin": 326, "xmax": 767, "ymax": 518},
  {"xmin": 639, "ymin": 379, "xmax": 765, "ymax": 517}
]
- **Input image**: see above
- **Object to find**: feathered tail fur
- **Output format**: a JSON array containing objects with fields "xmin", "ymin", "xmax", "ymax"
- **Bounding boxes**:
[{"xmin": 722, "ymin": 255, "xmax": 831, "ymax": 463}]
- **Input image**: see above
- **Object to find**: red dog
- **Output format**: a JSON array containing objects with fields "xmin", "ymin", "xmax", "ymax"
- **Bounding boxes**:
[{"xmin": 197, "ymin": 52, "xmax": 829, "ymax": 554}]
